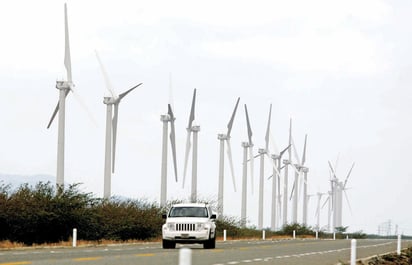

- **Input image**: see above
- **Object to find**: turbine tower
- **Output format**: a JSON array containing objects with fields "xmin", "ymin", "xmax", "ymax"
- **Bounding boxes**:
[
  {"xmin": 255, "ymin": 104, "xmax": 279, "ymax": 229},
  {"xmin": 217, "ymin": 97, "xmax": 240, "ymax": 219},
  {"xmin": 182, "ymin": 89, "xmax": 199, "ymax": 203},
  {"xmin": 240, "ymin": 104, "xmax": 254, "ymax": 228},
  {"xmin": 95, "ymin": 51, "xmax": 142, "ymax": 199},
  {"xmin": 269, "ymin": 144, "xmax": 290, "ymax": 231},
  {"xmin": 282, "ymin": 119, "xmax": 292, "ymax": 226},
  {"xmin": 159, "ymin": 74, "xmax": 178, "ymax": 207},
  {"xmin": 328, "ymin": 161, "xmax": 355, "ymax": 230},
  {"xmin": 289, "ymin": 134, "xmax": 307, "ymax": 224},
  {"xmin": 315, "ymin": 192, "xmax": 326, "ymax": 232},
  {"xmin": 46, "ymin": 3, "xmax": 74, "ymax": 189}
]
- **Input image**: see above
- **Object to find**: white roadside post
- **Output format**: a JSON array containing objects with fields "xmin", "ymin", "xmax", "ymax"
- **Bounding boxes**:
[
  {"xmin": 293, "ymin": 230, "xmax": 296, "ymax": 239},
  {"xmin": 333, "ymin": 232, "xmax": 336, "ymax": 240},
  {"xmin": 262, "ymin": 230, "xmax": 266, "ymax": 240},
  {"xmin": 350, "ymin": 239, "xmax": 357, "ymax": 265},
  {"xmin": 397, "ymin": 234, "xmax": 402, "ymax": 255},
  {"xmin": 179, "ymin": 248, "xmax": 192, "ymax": 265},
  {"xmin": 315, "ymin": 231, "xmax": 318, "ymax": 239},
  {"xmin": 72, "ymin": 228, "xmax": 77, "ymax": 247},
  {"xmin": 224, "ymin": 230, "xmax": 227, "ymax": 242}
]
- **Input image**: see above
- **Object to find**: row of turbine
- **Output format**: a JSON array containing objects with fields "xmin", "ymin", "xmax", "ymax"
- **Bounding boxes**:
[
  {"xmin": 48, "ymin": 4, "xmax": 354, "ymax": 231},
  {"xmin": 46, "ymin": 3, "xmax": 141, "ymax": 199},
  {"xmin": 159, "ymin": 86, "xmax": 316, "ymax": 229}
]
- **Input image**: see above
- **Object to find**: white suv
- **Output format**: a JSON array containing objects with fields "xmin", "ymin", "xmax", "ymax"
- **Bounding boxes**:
[{"xmin": 162, "ymin": 203, "xmax": 217, "ymax": 249}]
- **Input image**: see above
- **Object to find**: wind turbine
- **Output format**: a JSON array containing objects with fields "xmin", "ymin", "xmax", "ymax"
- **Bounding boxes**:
[
  {"xmin": 289, "ymin": 133, "xmax": 307, "ymax": 224},
  {"xmin": 217, "ymin": 97, "xmax": 240, "ymax": 219},
  {"xmin": 315, "ymin": 191, "xmax": 327, "ymax": 232},
  {"xmin": 255, "ymin": 104, "xmax": 279, "ymax": 229},
  {"xmin": 282, "ymin": 118, "xmax": 293, "ymax": 226},
  {"xmin": 269, "ymin": 144, "xmax": 290, "ymax": 231},
  {"xmin": 159, "ymin": 75, "xmax": 178, "ymax": 207},
  {"xmin": 182, "ymin": 89, "xmax": 200, "ymax": 203},
  {"xmin": 240, "ymin": 104, "xmax": 254, "ymax": 228},
  {"xmin": 46, "ymin": 3, "xmax": 75, "ymax": 189},
  {"xmin": 328, "ymin": 161, "xmax": 355, "ymax": 230},
  {"xmin": 95, "ymin": 51, "xmax": 142, "ymax": 199}
]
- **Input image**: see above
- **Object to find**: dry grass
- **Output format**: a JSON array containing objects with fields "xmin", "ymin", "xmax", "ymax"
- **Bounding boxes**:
[{"xmin": 0, "ymin": 238, "xmax": 162, "ymax": 249}]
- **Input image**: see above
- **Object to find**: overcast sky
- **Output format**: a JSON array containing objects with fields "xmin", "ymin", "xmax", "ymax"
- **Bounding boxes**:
[{"xmin": 1, "ymin": 0, "xmax": 411, "ymax": 235}]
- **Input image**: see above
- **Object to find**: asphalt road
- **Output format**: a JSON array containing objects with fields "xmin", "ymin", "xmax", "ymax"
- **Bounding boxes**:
[{"xmin": 0, "ymin": 239, "xmax": 410, "ymax": 265}]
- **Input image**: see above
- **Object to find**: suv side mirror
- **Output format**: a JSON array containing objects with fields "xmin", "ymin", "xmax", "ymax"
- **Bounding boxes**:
[
  {"xmin": 211, "ymin": 214, "xmax": 217, "ymax": 219},
  {"xmin": 162, "ymin": 214, "xmax": 167, "ymax": 219}
]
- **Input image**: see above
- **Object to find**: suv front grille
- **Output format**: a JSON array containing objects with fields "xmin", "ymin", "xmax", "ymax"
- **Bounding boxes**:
[{"xmin": 176, "ymin": 223, "xmax": 196, "ymax": 231}]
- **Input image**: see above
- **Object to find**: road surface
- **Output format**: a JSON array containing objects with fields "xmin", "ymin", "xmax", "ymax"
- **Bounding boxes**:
[{"xmin": 0, "ymin": 239, "xmax": 410, "ymax": 265}]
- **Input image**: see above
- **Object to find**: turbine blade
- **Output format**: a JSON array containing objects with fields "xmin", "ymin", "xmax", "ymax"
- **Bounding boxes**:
[
  {"xmin": 277, "ymin": 171, "xmax": 281, "ymax": 200},
  {"xmin": 119, "ymin": 83, "xmax": 142, "ymax": 100},
  {"xmin": 321, "ymin": 196, "xmax": 329, "ymax": 209},
  {"xmin": 280, "ymin": 144, "xmax": 292, "ymax": 158},
  {"xmin": 249, "ymin": 146, "xmax": 254, "ymax": 193},
  {"xmin": 343, "ymin": 162, "xmax": 355, "ymax": 189},
  {"xmin": 112, "ymin": 103, "xmax": 119, "ymax": 173},
  {"xmin": 244, "ymin": 104, "xmax": 253, "ymax": 145},
  {"xmin": 47, "ymin": 89, "xmax": 71, "ymax": 129},
  {"xmin": 182, "ymin": 130, "xmax": 192, "ymax": 188},
  {"xmin": 168, "ymin": 104, "xmax": 178, "ymax": 182},
  {"xmin": 334, "ymin": 153, "xmax": 340, "ymax": 174},
  {"xmin": 168, "ymin": 72, "xmax": 174, "ymax": 109},
  {"xmin": 344, "ymin": 190, "xmax": 353, "ymax": 215},
  {"xmin": 70, "ymin": 86, "xmax": 98, "ymax": 126},
  {"xmin": 288, "ymin": 118, "xmax": 292, "ymax": 161},
  {"xmin": 227, "ymin": 97, "xmax": 240, "ymax": 137},
  {"xmin": 64, "ymin": 3, "xmax": 72, "ymax": 83},
  {"xmin": 95, "ymin": 50, "xmax": 117, "ymax": 98},
  {"xmin": 226, "ymin": 139, "xmax": 237, "ymax": 192},
  {"xmin": 187, "ymin": 89, "xmax": 196, "ymax": 129},
  {"xmin": 328, "ymin": 161, "xmax": 338, "ymax": 180},
  {"xmin": 291, "ymin": 135, "xmax": 301, "ymax": 166},
  {"xmin": 47, "ymin": 101, "xmax": 60, "ymax": 129},
  {"xmin": 302, "ymin": 134, "xmax": 307, "ymax": 166},
  {"xmin": 269, "ymin": 132, "xmax": 280, "ymax": 155},
  {"xmin": 264, "ymin": 104, "xmax": 272, "ymax": 151},
  {"xmin": 289, "ymin": 181, "xmax": 295, "ymax": 201}
]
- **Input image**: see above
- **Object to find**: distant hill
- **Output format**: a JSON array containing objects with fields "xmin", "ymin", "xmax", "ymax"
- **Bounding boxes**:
[{"xmin": 0, "ymin": 173, "xmax": 54, "ymax": 189}]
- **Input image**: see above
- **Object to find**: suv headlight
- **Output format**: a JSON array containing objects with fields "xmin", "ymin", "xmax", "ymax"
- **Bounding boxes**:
[
  {"xmin": 166, "ymin": 223, "xmax": 175, "ymax": 231},
  {"xmin": 196, "ymin": 223, "xmax": 210, "ymax": 231}
]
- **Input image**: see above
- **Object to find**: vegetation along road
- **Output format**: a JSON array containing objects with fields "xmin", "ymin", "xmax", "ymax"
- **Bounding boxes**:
[{"xmin": 1, "ymin": 239, "xmax": 410, "ymax": 265}]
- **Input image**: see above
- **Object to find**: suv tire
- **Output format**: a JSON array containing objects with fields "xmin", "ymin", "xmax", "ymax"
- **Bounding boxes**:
[
  {"xmin": 203, "ymin": 234, "xmax": 216, "ymax": 249},
  {"xmin": 162, "ymin": 239, "xmax": 176, "ymax": 249}
]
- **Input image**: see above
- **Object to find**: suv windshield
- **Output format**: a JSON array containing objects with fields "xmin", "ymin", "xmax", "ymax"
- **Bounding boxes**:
[{"xmin": 169, "ymin": 207, "xmax": 208, "ymax": 218}]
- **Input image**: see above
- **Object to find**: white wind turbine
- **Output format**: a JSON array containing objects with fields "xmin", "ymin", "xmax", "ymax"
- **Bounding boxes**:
[
  {"xmin": 240, "ymin": 104, "xmax": 254, "ymax": 228},
  {"xmin": 282, "ymin": 119, "xmax": 293, "ymax": 226},
  {"xmin": 289, "ymin": 134, "xmax": 307, "ymax": 224},
  {"xmin": 269, "ymin": 144, "xmax": 290, "ymax": 231},
  {"xmin": 328, "ymin": 161, "xmax": 355, "ymax": 231},
  {"xmin": 159, "ymin": 74, "xmax": 178, "ymax": 207},
  {"xmin": 217, "ymin": 97, "xmax": 240, "ymax": 219},
  {"xmin": 182, "ymin": 89, "xmax": 200, "ymax": 203},
  {"xmin": 255, "ymin": 104, "xmax": 280, "ymax": 229},
  {"xmin": 315, "ymin": 191, "xmax": 327, "ymax": 232},
  {"xmin": 95, "ymin": 51, "xmax": 142, "ymax": 199},
  {"xmin": 46, "ymin": 3, "xmax": 80, "ymax": 189}
]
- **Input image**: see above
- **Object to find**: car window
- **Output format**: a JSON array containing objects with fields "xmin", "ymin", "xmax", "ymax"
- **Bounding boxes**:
[{"xmin": 169, "ymin": 207, "xmax": 208, "ymax": 217}]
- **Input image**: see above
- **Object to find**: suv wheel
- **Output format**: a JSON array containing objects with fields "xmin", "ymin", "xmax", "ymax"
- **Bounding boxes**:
[
  {"xmin": 203, "ymin": 234, "xmax": 216, "ymax": 249},
  {"xmin": 162, "ymin": 239, "xmax": 176, "ymax": 249}
]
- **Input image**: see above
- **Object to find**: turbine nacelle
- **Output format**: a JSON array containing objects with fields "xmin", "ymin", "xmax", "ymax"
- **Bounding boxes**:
[
  {"xmin": 103, "ymin": 97, "xmax": 118, "ymax": 105},
  {"xmin": 56, "ymin": 80, "xmax": 72, "ymax": 90},
  {"xmin": 217, "ymin": 134, "xmax": 229, "ymax": 141}
]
